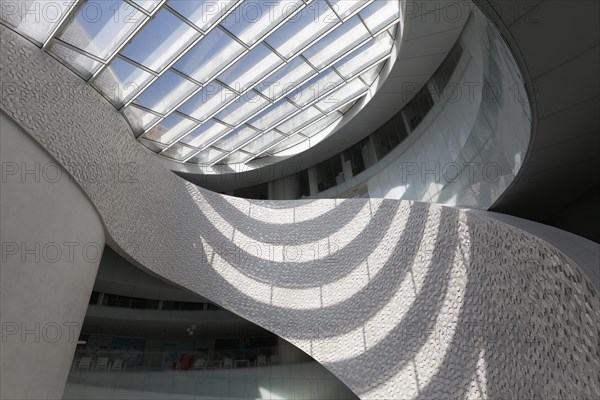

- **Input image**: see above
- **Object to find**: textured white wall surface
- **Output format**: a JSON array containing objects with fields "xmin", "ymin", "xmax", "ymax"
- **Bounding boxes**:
[
  {"xmin": 1, "ymin": 24, "xmax": 599, "ymax": 400},
  {"xmin": 0, "ymin": 112, "xmax": 105, "ymax": 399}
]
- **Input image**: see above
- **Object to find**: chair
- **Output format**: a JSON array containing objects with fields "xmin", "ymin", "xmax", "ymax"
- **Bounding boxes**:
[
  {"xmin": 110, "ymin": 359, "xmax": 123, "ymax": 372},
  {"xmin": 77, "ymin": 357, "xmax": 92, "ymax": 371},
  {"xmin": 256, "ymin": 355, "xmax": 266, "ymax": 367},
  {"xmin": 193, "ymin": 358, "xmax": 206, "ymax": 370},
  {"xmin": 94, "ymin": 357, "xmax": 109, "ymax": 371},
  {"xmin": 270, "ymin": 354, "xmax": 278, "ymax": 365},
  {"xmin": 223, "ymin": 358, "xmax": 233, "ymax": 368}
]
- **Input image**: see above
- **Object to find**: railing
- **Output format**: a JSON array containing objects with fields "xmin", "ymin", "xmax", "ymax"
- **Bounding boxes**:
[{"xmin": 64, "ymin": 348, "xmax": 357, "ymax": 399}]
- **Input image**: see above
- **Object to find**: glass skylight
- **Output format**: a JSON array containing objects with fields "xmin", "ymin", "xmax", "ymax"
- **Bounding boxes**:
[{"xmin": 4, "ymin": 0, "xmax": 400, "ymax": 166}]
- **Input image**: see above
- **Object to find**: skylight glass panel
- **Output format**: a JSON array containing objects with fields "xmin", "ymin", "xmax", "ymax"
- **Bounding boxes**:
[
  {"xmin": 276, "ymin": 106, "xmax": 323, "ymax": 134},
  {"xmin": 287, "ymin": 69, "xmax": 343, "ymax": 107},
  {"xmin": 138, "ymin": 137, "xmax": 167, "ymax": 152},
  {"xmin": 300, "ymin": 112, "xmax": 342, "ymax": 137},
  {"xmin": 180, "ymin": 120, "xmax": 230, "ymax": 148},
  {"xmin": 142, "ymin": 113, "xmax": 197, "ymax": 144},
  {"xmin": 337, "ymin": 100, "xmax": 359, "ymax": 114},
  {"xmin": 241, "ymin": 131, "xmax": 285, "ymax": 154},
  {"xmin": 122, "ymin": 104, "xmax": 161, "ymax": 134},
  {"xmin": 359, "ymin": 0, "xmax": 400, "ymax": 34},
  {"xmin": 161, "ymin": 143, "xmax": 197, "ymax": 161},
  {"xmin": 211, "ymin": 126, "xmax": 261, "ymax": 152},
  {"xmin": 360, "ymin": 61, "xmax": 385, "ymax": 86},
  {"xmin": 93, "ymin": 57, "xmax": 155, "ymax": 107},
  {"xmin": 168, "ymin": 0, "xmax": 238, "ymax": 31},
  {"xmin": 131, "ymin": 0, "xmax": 162, "ymax": 12},
  {"xmin": 267, "ymin": 133, "xmax": 306, "ymax": 154},
  {"xmin": 121, "ymin": 8, "xmax": 200, "ymax": 72},
  {"xmin": 221, "ymin": 0, "xmax": 304, "ymax": 46},
  {"xmin": 314, "ymin": 78, "xmax": 366, "ymax": 113},
  {"xmin": 134, "ymin": 71, "xmax": 199, "ymax": 114},
  {"xmin": 256, "ymin": 57, "xmax": 316, "ymax": 100},
  {"xmin": 218, "ymin": 150, "xmax": 254, "ymax": 164},
  {"xmin": 302, "ymin": 16, "xmax": 370, "ymax": 70},
  {"xmin": 7, "ymin": 0, "xmax": 399, "ymax": 165},
  {"xmin": 247, "ymin": 100, "xmax": 299, "ymax": 131},
  {"xmin": 173, "ymin": 27, "xmax": 245, "ymax": 84},
  {"xmin": 265, "ymin": 1, "xmax": 339, "ymax": 59},
  {"xmin": 334, "ymin": 32, "xmax": 393, "ymax": 78},
  {"xmin": 177, "ymin": 82, "xmax": 236, "ymax": 121},
  {"xmin": 188, "ymin": 147, "xmax": 227, "ymax": 164},
  {"xmin": 1, "ymin": 0, "xmax": 76, "ymax": 44},
  {"xmin": 327, "ymin": 0, "xmax": 371, "ymax": 20},
  {"xmin": 58, "ymin": 0, "xmax": 146, "ymax": 60},
  {"xmin": 214, "ymin": 91, "xmax": 270, "ymax": 126},
  {"xmin": 217, "ymin": 44, "xmax": 284, "ymax": 91},
  {"xmin": 47, "ymin": 40, "xmax": 102, "ymax": 79}
]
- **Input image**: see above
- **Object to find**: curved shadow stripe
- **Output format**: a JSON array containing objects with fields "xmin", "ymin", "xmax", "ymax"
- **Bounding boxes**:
[{"xmin": 2, "ymin": 24, "xmax": 599, "ymax": 400}]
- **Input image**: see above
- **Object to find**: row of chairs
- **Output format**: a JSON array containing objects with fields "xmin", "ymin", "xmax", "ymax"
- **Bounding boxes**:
[{"xmin": 76, "ymin": 357, "xmax": 124, "ymax": 372}]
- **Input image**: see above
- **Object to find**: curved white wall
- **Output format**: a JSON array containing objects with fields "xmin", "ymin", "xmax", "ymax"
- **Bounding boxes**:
[
  {"xmin": 1, "ymin": 20, "xmax": 598, "ymax": 400},
  {"xmin": 0, "ymin": 111, "xmax": 105, "ymax": 399}
]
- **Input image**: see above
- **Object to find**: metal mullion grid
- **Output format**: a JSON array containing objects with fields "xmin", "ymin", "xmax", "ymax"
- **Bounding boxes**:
[
  {"xmin": 159, "ymin": 86, "xmax": 267, "ymax": 154},
  {"xmin": 355, "ymin": 54, "xmax": 392, "ymax": 86},
  {"xmin": 163, "ymin": 0, "xmax": 244, "ymax": 36},
  {"xmin": 324, "ymin": 0, "xmax": 374, "ymax": 23},
  {"xmin": 208, "ymin": 129, "xmax": 267, "ymax": 165},
  {"xmin": 314, "ymin": 89, "xmax": 368, "ymax": 115},
  {"xmin": 191, "ymin": 95, "xmax": 303, "ymax": 165},
  {"xmin": 249, "ymin": 71, "xmax": 361, "ymax": 135},
  {"xmin": 119, "ymin": 6, "xmax": 218, "ymax": 110},
  {"xmin": 218, "ymin": 8, "xmax": 344, "ymax": 100},
  {"xmin": 371, "ymin": 18, "xmax": 402, "ymax": 39},
  {"xmin": 207, "ymin": 149, "xmax": 256, "ymax": 166},
  {"xmin": 41, "ymin": 0, "xmax": 83, "ymax": 48},
  {"xmin": 274, "ymin": 105, "xmax": 327, "ymax": 137},
  {"xmin": 162, "ymin": 141, "xmax": 204, "ymax": 162},
  {"xmin": 138, "ymin": 136, "xmax": 167, "ymax": 151},
  {"xmin": 252, "ymin": 107, "xmax": 346, "ymax": 159},
  {"xmin": 284, "ymin": 75, "xmax": 346, "ymax": 110},
  {"xmin": 243, "ymin": 135, "xmax": 294, "ymax": 164},
  {"xmin": 139, "ymin": 46, "xmax": 251, "ymax": 135},
  {"xmin": 262, "ymin": 130, "xmax": 304, "ymax": 156},
  {"xmin": 177, "ymin": 7, "xmax": 344, "ymax": 130},
  {"xmin": 128, "ymin": 102, "xmax": 165, "ymax": 118},
  {"xmin": 256, "ymin": 66, "xmax": 320, "ymax": 106},
  {"xmin": 86, "ymin": 0, "xmax": 166, "ymax": 81},
  {"xmin": 217, "ymin": 0, "xmax": 310, "ymax": 52},
  {"xmin": 250, "ymin": 92, "xmax": 366, "ymax": 162},
  {"xmin": 282, "ymin": 109, "xmax": 340, "ymax": 140},
  {"xmin": 330, "ymin": 32, "xmax": 394, "ymax": 83},
  {"xmin": 175, "ymin": 116, "xmax": 246, "ymax": 155},
  {"xmin": 158, "ymin": 22, "xmax": 394, "ymax": 163},
  {"xmin": 123, "ymin": 0, "xmax": 153, "ymax": 16},
  {"xmin": 129, "ymin": 0, "xmax": 309, "ymax": 135},
  {"xmin": 356, "ymin": 8, "xmax": 401, "ymax": 42},
  {"xmin": 307, "ymin": 34, "xmax": 374, "ymax": 75},
  {"xmin": 49, "ymin": 37, "xmax": 108, "ymax": 64}
]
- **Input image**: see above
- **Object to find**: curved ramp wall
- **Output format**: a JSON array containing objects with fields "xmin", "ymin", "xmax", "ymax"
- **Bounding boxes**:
[
  {"xmin": 364, "ymin": 10, "xmax": 530, "ymax": 207},
  {"xmin": 1, "ymin": 24, "xmax": 599, "ymax": 400}
]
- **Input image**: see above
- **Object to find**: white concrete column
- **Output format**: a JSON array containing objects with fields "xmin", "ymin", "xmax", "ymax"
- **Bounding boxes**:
[{"xmin": 0, "ymin": 111, "xmax": 105, "ymax": 399}]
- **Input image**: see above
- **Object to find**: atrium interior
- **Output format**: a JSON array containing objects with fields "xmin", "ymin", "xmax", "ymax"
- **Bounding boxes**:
[{"xmin": 1, "ymin": 1, "xmax": 599, "ymax": 399}]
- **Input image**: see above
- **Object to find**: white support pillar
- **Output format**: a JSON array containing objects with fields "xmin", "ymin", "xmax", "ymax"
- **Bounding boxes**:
[{"xmin": 0, "ymin": 111, "xmax": 105, "ymax": 399}]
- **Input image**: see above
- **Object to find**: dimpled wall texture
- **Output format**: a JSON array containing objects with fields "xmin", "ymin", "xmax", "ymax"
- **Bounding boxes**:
[{"xmin": 1, "ymin": 26, "xmax": 599, "ymax": 399}]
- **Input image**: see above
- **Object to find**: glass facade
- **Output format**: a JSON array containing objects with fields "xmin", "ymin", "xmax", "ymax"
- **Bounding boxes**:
[{"xmin": 2, "ymin": 0, "xmax": 401, "ymax": 166}]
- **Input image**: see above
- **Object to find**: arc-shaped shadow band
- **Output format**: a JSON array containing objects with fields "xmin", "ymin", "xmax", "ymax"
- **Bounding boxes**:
[
  {"xmin": 2, "ymin": 25, "xmax": 599, "ymax": 400},
  {"xmin": 192, "ymin": 191, "xmax": 403, "ymax": 288},
  {"xmin": 201, "ymin": 189, "xmax": 372, "ymax": 245}
]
